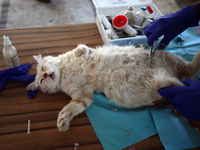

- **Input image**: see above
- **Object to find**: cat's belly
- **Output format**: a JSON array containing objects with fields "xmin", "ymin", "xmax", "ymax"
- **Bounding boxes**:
[
  {"xmin": 102, "ymin": 83, "xmax": 161, "ymax": 108},
  {"xmin": 96, "ymin": 66, "xmax": 163, "ymax": 108},
  {"xmin": 95, "ymin": 57, "xmax": 178, "ymax": 108},
  {"xmin": 93, "ymin": 48, "xmax": 182, "ymax": 108}
]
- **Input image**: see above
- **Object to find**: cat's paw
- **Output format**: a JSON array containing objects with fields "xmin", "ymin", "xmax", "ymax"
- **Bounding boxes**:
[
  {"xmin": 74, "ymin": 44, "xmax": 89, "ymax": 57},
  {"xmin": 57, "ymin": 110, "xmax": 71, "ymax": 132}
]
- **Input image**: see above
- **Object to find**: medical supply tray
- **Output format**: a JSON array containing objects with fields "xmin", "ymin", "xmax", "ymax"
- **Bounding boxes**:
[{"xmin": 92, "ymin": 0, "xmax": 162, "ymax": 46}]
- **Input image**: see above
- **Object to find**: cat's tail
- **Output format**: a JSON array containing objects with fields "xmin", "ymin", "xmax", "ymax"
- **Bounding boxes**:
[{"xmin": 185, "ymin": 49, "xmax": 200, "ymax": 79}]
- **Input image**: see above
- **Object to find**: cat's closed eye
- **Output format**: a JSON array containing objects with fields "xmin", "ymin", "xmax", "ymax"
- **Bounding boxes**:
[{"xmin": 40, "ymin": 78, "xmax": 44, "ymax": 83}]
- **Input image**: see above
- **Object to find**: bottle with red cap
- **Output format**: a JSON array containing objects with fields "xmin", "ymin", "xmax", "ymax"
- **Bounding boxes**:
[
  {"xmin": 146, "ymin": 6, "xmax": 153, "ymax": 16},
  {"xmin": 133, "ymin": 6, "xmax": 153, "ymax": 28}
]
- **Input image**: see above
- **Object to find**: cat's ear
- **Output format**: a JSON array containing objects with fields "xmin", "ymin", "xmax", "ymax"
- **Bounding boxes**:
[
  {"xmin": 27, "ymin": 81, "xmax": 40, "ymax": 91},
  {"xmin": 33, "ymin": 54, "xmax": 43, "ymax": 64}
]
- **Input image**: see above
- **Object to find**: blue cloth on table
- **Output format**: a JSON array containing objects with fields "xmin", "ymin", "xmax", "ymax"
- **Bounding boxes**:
[
  {"xmin": 85, "ymin": 27, "xmax": 200, "ymax": 150},
  {"xmin": 150, "ymin": 107, "xmax": 200, "ymax": 150},
  {"xmin": 86, "ymin": 93, "xmax": 157, "ymax": 150},
  {"xmin": 86, "ymin": 93, "xmax": 200, "ymax": 150}
]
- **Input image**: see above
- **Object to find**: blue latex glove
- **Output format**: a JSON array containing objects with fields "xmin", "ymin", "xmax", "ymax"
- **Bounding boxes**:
[
  {"xmin": 0, "ymin": 74, "xmax": 36, "ymax": 90},
  {"xmin": 159, "ymin": 79, "xmax": 200, "ymax": 121},
  {"xmin": 0, "ymin": 63, "xmax": 38, "ymax": 98},
  {"xmin": 0, "ymin": 63, "xmax": 31, "ymax": 81},
  {"xmin": 144, "ymin": 5, "xmax": 199, "ymax": 48}
]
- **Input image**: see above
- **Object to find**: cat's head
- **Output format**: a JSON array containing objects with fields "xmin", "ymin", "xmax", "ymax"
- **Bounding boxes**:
[{"xmin": 27, "ymin": 54, "xmax": 61, "ymax": 93}]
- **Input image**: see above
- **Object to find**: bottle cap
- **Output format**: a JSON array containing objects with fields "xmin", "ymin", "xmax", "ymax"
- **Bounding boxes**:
[
  {"xmin": 141, "ymin": 7, "xmax": 147, "ymax": 11},
  {"xmin": 147, "ymin": 6, "xmax": 153, "ymax": 14},
  {"xmin": 113, "ymin": 14, "xmax": 128, "ymax": 30},
  {"xmin": 128, "ymin": 6, "xmax": 134, "ymax": 11},
  {"xmin": 3, "ymin": 35, "xmax": 12, "ymax": 45}
]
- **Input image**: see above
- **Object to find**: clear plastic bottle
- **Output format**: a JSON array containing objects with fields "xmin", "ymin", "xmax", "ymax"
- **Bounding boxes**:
[
  {"xmin": 124, "ymin": 6, "xmax": 135, "ymax": 27},
  {"xmin": 2, "ymin": 35, "xmax": 20, "ymax": 68},
  {"xmin": 134, "ymin": 6, "xmax": 153, "ymax": 27},
  {"xmin": 141, "ymin": 6, "xmax": 154, "ymax": 28}
]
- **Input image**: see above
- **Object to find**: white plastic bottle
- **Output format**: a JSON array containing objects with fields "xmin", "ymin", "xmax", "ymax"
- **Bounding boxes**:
[
  {"xmin": 2, "ymin": 35, "xmax": 20, "ymax": 68},
  {"xmin": 124, "ymin": 6, "xmax": 135, "ymax": 27}
]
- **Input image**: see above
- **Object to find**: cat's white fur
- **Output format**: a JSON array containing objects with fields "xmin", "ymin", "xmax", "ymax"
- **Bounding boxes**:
[{"xmin": 27, "ymin": 44, "xmax": 200, "ymax": 132}]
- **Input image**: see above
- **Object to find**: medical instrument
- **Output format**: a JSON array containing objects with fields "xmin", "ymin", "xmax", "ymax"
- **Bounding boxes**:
[{"xmin": 146, "ymin": 35, "xmax": 164, "ymax": 68}]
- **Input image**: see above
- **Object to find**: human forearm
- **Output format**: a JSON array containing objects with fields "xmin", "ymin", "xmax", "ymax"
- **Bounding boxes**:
[{"xmin": 192, "ymin": 1, "xmax": 200, "ymax": 20}]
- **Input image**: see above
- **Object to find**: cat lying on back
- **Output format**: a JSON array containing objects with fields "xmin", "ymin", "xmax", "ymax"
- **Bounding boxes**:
[{"xmin": 27, "ymin": 44, "xmax": 200, "ymax": 132}]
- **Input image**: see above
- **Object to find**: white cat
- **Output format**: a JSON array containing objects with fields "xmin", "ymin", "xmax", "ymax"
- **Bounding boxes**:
[{"xmin": 27, "ymin": 44, "xmax": 200, "ymax": 132}]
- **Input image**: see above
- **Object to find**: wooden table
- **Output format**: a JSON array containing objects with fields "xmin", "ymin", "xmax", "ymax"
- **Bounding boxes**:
[{"xmin": 0, "ymin": 23, "xmax": 199, "ymax": 150}]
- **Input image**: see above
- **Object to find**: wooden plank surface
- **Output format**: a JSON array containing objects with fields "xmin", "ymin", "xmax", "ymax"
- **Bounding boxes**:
[
  {"xmin": 0, "ymin": 23, "xmax": 199, "ymax": 150},
  {"xmin": 0, "ymin": 24, "xmax": 103, "ymax": 150}
]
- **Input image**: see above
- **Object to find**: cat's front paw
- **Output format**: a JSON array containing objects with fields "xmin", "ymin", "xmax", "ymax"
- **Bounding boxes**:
[{"xmin": 57, "ymin": 110, "xmax": 71, "ymax": 132}]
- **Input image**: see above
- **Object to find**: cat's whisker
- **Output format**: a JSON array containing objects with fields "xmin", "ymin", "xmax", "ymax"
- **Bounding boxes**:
[{"xmin": 45, "ymin": 50, "xmax": 49, "ymax": 57}]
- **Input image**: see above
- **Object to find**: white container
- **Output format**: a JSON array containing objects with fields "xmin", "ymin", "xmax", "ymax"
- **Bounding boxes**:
[
  {"xmin": 124, "ymin": 6, "xmax": 135, "ymax": 27},
  {"xmin": 2, "ymin": 35, "xmax": 20, "ymax": 68},
  {"xmin": 92, "ymin": 0, "xmax": 162, "ymax": 46}
]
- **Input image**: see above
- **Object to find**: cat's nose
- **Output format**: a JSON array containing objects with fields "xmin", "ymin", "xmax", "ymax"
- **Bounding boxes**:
[{"xmin": 43, "ymin": 73, "xmax": 48, "ymax": 78}]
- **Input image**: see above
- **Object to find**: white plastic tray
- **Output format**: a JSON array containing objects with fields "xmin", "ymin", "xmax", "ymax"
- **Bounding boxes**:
[{"xmin": 92, "ymin": 0, "xmax": 162, "ymax": 46}]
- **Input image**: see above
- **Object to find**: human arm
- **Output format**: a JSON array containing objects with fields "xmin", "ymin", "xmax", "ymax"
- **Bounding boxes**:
[
  {"xmin": 144, "ymin": 2, "xmax": 200, "ymax": 48},
  {"xmin": 159, "ymin": 79, "xmax": 200, "ymax": 121},
  {"xmin": 192, "ymin": 1, "xmax": 200, "ymax": 20}
]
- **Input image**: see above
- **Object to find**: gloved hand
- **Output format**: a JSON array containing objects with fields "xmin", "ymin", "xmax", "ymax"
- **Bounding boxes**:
[
  {"xmin": 0, "ymin": 63, "xmax": 38, "ymax": 98},
  {"xmin": 159, "ymin": 79, "xmax": 200, "ymax": 121},
  {"xmin": 144, "ymin": 5, "xmax": 199, "ymax": 48}
]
